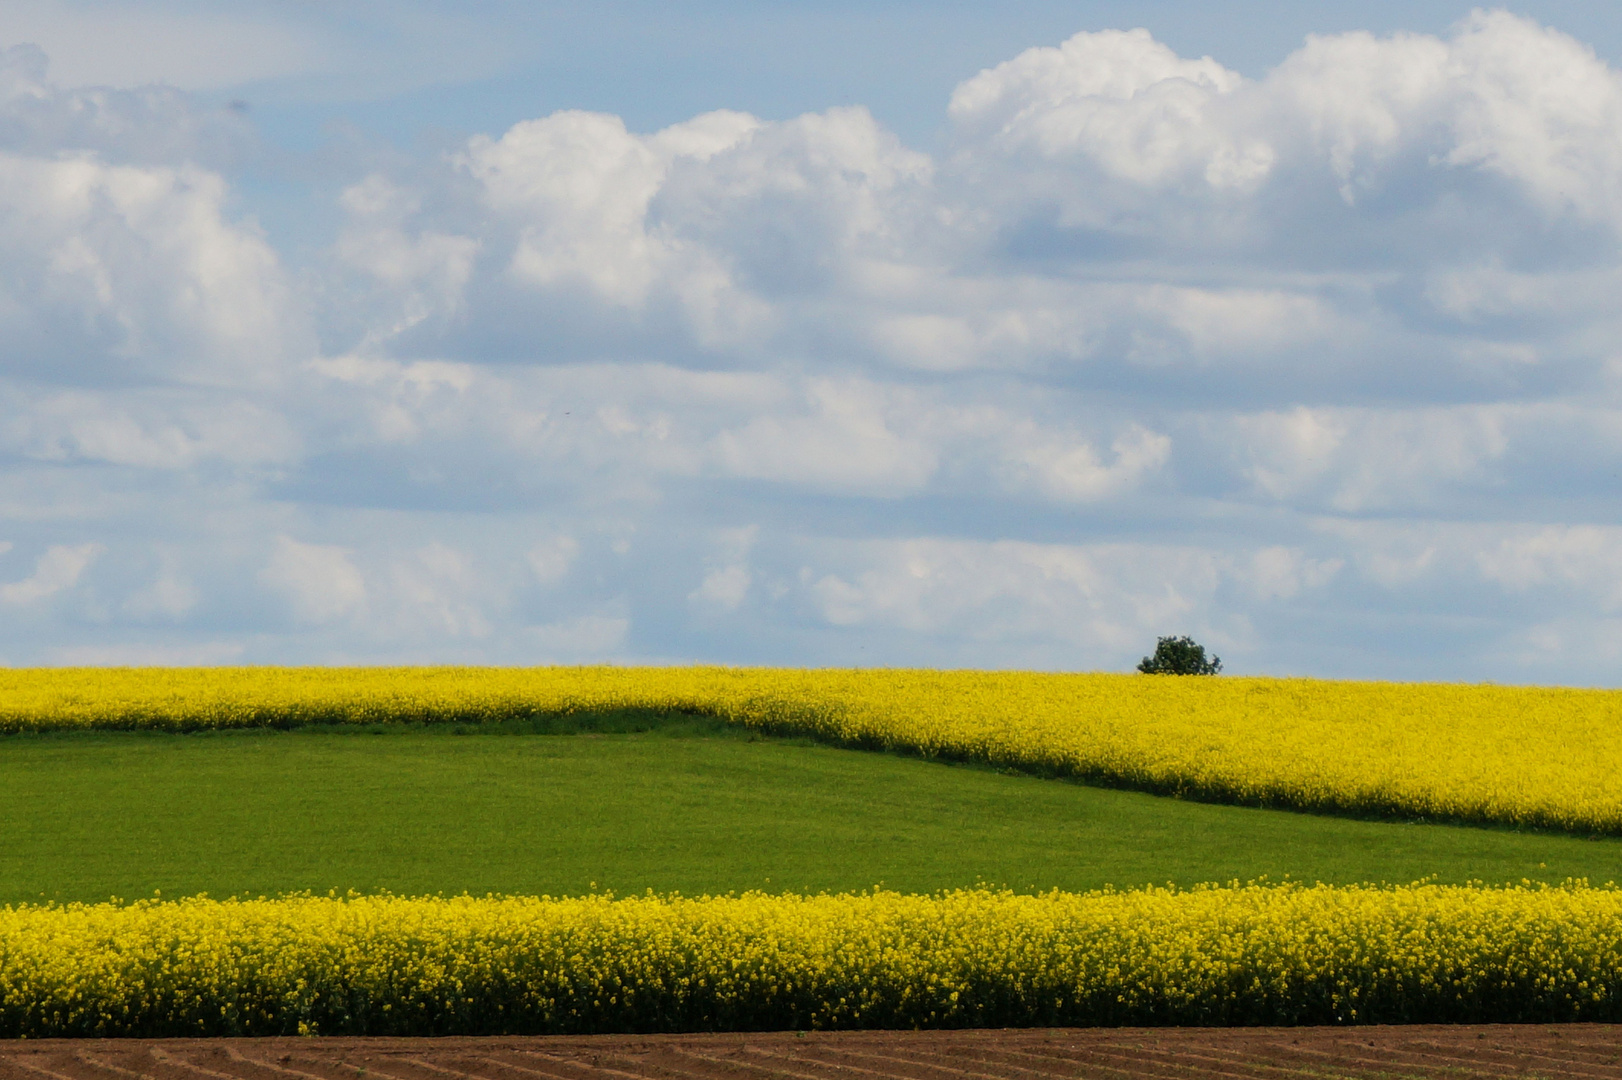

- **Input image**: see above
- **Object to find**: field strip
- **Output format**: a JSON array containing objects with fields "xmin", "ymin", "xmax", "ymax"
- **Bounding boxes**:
[
  {"xmin": 11, "ymin": 665, "xmax": 1622, "ymax": 835},
  {"xmin": 5, "ymin": 1028, "xmax": 1622, "ymax": 1080}
]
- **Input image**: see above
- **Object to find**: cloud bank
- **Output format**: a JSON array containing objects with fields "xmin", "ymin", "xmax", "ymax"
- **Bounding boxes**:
[{"xmin": 3, "ymin": 13, "xmax": 1622, "ymax": 681}]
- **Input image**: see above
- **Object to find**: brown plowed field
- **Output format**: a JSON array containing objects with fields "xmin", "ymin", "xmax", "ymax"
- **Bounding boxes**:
[{"xmin": 2, "ymin": 1027, "xmax": 1620, "ymax": 1080}]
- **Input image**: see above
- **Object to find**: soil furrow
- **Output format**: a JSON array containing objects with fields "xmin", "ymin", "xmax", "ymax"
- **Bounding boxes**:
[
  {"xmin": 938, "ymin": 1042, "xmax": 1195, "ymax": 1080},
  {"xmin": 1006, "ymin": 1039, "xmax": 1306, "ymax": 1079},
  {"xmin": 631, "ymin": 1049, "xmax": 796, "ymax": 1080},
  {"xmin": 735, "ymin": 1047, "xmax": 897, "ymax": 1080},
  {"xmin": 1400, "ymin": 1037, "xmax": 1622, "ymax": 1078},
  {"xmin": 147, "ymin": 1048, "xmax": 259, "ymax": 1080},
  {"xmin": 311, "ymin": 1055, "xmax": 456, "ymax": 1080},
  {"xmin": 502, "ymin": 1050, "xmax": 673, "ymax": 1080},
  {"xmin": 221, "ymin": 1047, "xmax": 365, "ymax": 1080},
  {"xmin": 6, "ymin": 1029, "xmax": 1622, "ymax": 1080},
  {"xmin": 1042, "ymin": 1043, "xmax": 1339, "ymax": 1080},
  {"xmin": 73, "ymin": 1053, "xmax": 192, "ymax": 1080},
  {"xmin": 983, "ymin": 1044, "xmax": 1249, "ymax": 1080},
  {"xmin": 402, "ymin": 1054, "xmax": 538, "ymax": 1080},
  {"xmin": 670, "ymin": 1046, "xmax": 834, "ymax": 1080},
  {"xmin": 498, "ymin": 1052, "xmax": 649, "ymax": 1080},
  {"xmin": 1233, "ymin": 1039, "xmax": 1538, "ymax": 1078},
  {"xmin": 453, "ymin": 1053, "xmax": 590, "ymax": 1080},
  {"xmin": 1142, "ymin": 1039, "xmax": 1455, "ymax": 1079},
  {"xmin": 844, "ymin": 1045, "xmax": 1088, "ymax": 1080},
  {"xmin": 0, "ymin": 1053, "xmax": 90, "ymax": 1080},
  {"xmin": 164, "ymin": 1047, "xmax": 325, "ymax": 1080},
  {"xmin": 752, "ymin": 1046, "xmax": 1143, "ymax": 1080},
  {"xmin": 940, "ymin": 1037, "xmax": 1330, "ymax": 1076},
  {"xmin": 1373, "ymin": 1045, "xmax": 1618, "ymax": 1079},
  {"xmin": 789, "ymin": 1045, "xmax": 1017, "ymax": 1080}
]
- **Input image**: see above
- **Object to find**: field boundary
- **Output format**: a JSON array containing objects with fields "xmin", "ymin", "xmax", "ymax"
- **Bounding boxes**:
[{"xmin": 2, "ymin": 1025, "xmax": 1619, "ymax": 1079}]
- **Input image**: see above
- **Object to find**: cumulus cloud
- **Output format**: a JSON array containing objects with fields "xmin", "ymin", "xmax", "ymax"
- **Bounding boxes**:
[
  {"xmin": 949, "ymin": 12, "xmax": 1622, "ymax": 236},
  {"xmin": 121, "ymin": 569, "xmax": 198, "ymax": 620},
  {"xmin": 386, "ymin": 542, "xmax": 492, "ymax": 638},
  {"xmin": 947, "ymin": 28, "xmax": 1265, "ymax": 190},
  {"xmin": 462, "ymin": 109, "xmax": 758, "ymax": 308},
  {"xmin": 0, "ymin": 152, "xmax": 300, "ymax": 386},
  {"xmin": 0, "ymin": 42, "xmax": 254, "ymax": 166},
  {"xmin": 260, "ymin": 537, "xmax": 366, "ymax": 625},
  {"xmin": 527, "ymin": 535, "xmax": 579, "ymax": 586},
  {"xmin": 0, "ymin": 48, "xmax": 302, "ymax": 390},
  {"xmin": 525, "ymin": 615, "xmax": 630, "ymax": 659},
  {"xmin": 999, "ymin": 423, "xmax": 1170, "ymax": 502},
  {"xmin": 1477, "ymin": 526, "xmax": 1622, "ymax": 610},
  {"xmin": 689, "ymin": 526, "xmax": 758, "ymax": 615},
  {"xmin": 690, "ymin": 565, "xmax": 752, "ymax": 614},
  {"xmin": 0, "ymin": 543, "xmax": 100, "ymax": 605},
  {"xmin": 2, "ymin": 388, "xmax": 299, "ymax": 468},
  {"xmin": 313, "ymin": 11, "xmax": 1622, "ymax": 406},
  {"xmin": 5, "ymin": 15, "xmax": 1622, "ymax": 681},
  {"xmin": 1232, "ymin": 405, "xmax": 1510, "ymax": 512},
  {"xmin": 805, "ymin": 538, "xmax": 1224, "ymax": 652},
  {"xmin": 1243, "ymin": 546, "xmax": 1344, "ymax": 602},
  {"xmin": 709, "ymin": 380, "xmax": 938, "ymax": 496}
]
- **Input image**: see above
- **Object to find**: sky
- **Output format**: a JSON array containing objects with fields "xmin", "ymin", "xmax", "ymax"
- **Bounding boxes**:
[{"xmin": 3, "ymin": 2, "xmax": 1622, "ymax": 681}]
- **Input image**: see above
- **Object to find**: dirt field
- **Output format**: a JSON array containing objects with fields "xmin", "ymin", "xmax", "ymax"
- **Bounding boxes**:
[{"xmin": 2, "ymin": 1026, "xmax": 1619, "ymax": 1080}]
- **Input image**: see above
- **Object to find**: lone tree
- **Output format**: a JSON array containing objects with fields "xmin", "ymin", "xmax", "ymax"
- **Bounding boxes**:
[{"xmin": 1138, "ymin": 635, "xmax": 1222, "ymax": 675}]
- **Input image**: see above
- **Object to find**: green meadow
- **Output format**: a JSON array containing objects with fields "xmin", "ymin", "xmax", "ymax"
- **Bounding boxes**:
[{"xmin": 1, "ymin": 716, "xmax": 1617, "ymax": 904}]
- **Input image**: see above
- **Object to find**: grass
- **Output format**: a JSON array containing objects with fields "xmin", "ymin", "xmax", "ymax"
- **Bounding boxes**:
[{"xmin": 2, "ymin": 716, "xmax": 1619, "ymax": 904}]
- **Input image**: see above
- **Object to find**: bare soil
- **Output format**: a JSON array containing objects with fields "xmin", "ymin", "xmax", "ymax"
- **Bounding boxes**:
[{"xmin": 2, "ymin": 1026, "xmax": 1620, "ymax": 1080}]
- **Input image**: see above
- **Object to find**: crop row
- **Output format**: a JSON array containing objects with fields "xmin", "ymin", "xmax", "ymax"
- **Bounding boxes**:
[
  {"xmin": 3, "ymin": 666, "xmax": 1621, "ymax": 833},
  {"xmin": 2, "ymin": 884, "xmax": 1619, "ymax": 1036}
]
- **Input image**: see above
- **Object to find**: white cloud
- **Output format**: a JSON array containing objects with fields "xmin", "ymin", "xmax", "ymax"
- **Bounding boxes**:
[
  {"xmin": 349, "ymin": 102, "xmax": 932, "ymax": 361},
  {"xmin": 525, "ymin": 614, "xmax": 629, "ymax": 659},
  {"xmin": 1477, "ymin": 526, "xmax": 1622, "ymax": 610},
  {"xmin": 1441, "ymin": 12, "xmax": 1622, "ymax": 222},
  {"xmin": 318, "ymin": 12, "xmax": 1622, "ymax": 397},
  {"xmin": 5, "ymin": 18, "xmax": 1622, "ymax": 681},
  {"xmin": 527, "ymin": 535, "xmax": 579, "ymax": 586},
  {"xmin": 690, "ymin": 565, "xmax": 751, "ymax": 613},
  {"xmin": 689, "ymin": 525, "xmax": 758, "ymax": 614},
  {"xmin": 947, "ymin": 27, "xmax": 1268, "ymax": 191},
  {"xmin": 0, "ymin": 49, "xmax": 306, "ymax": 399},
  {"xmin": 947, "ymin": 12, "xmax": 1622, "ymax": 234},
  {"xmin": 0, "ymin": 42, "xmax": 252, "ymax": 167},
  {"xmin": 336, "ymin": 174, "xmax": 480, "ymax": 343},
  {"xmin": 1144, "ymin": 286, "xmax": 1337, "ymax": 359},
  {"xmin": 0, "ymin": 542, "xmax": 100, "ymax": 604},
  {"xmin": 1235, "ymin": 405, "xmax": 1509, "ymax": 512},
  {"xmin": 0, "ymin": 152, "xmax": 301, "ymax": 386},
  {"xmin": 1243, "ymin": 546, "xmax": 1344, "ymax": 601},
  {"xmin": 806, "ymin": 538, "xmax": 1225, "ymax": 655},
  {"xmin": 260, "ymin": 536, "xmax": 366, "ymax": 624},
  {"xmin": 1000, "ymin": 423, "xmax": 1169, "ymax": 502},
  {"xmin": 3, "ymin": 389, "xmax": 299, "ymax": 468},
  {"xmin": 459, "ymin": 108, "xmax": 759, "ymax": 308},
  {"xmin": 122, "ymin": 567, "xmax": 197, "ymax": 619},
  {"xmin": 386, "ymin": 542, "xmax": 491, "ymax": 638},
  {"xmin": 709, "ymin": 379, "xmax": 937, "ymax": 496}
]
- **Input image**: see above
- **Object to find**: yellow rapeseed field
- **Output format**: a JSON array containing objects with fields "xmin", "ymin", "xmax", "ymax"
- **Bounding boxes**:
[
  {"xmin": 1, "ymin": 884, "xmax": 1618, "ymax": 1036},
  {"xmin": 1, "ymin": 666, "xmax": 1618, "ymax": 833}
]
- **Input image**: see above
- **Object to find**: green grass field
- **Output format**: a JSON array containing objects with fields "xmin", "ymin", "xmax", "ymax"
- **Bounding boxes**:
[{"xmin": 2, "ymin": 718, "xmax": 1618, "ymax": 904}]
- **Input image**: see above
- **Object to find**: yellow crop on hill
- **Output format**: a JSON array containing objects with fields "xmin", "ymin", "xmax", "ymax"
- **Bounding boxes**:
[
  {"xmin": 1, "ymin": 884, "xmax": 1618, "ymax": 1036},
  {"xmin": 1, "ymin": 666, "xmax": 1619, "ymax": 832}
]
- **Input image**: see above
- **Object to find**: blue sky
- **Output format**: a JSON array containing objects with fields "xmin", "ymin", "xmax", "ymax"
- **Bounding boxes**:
[{"xmin": 3, "ymin": 2, "xmax": 1622, "ymax": 681}]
